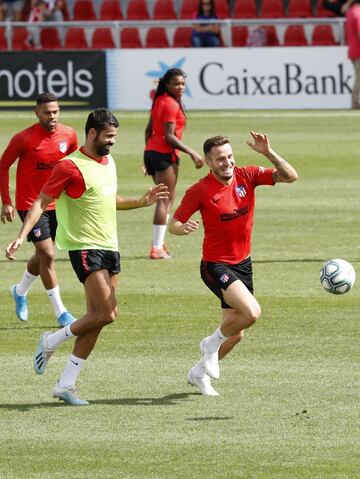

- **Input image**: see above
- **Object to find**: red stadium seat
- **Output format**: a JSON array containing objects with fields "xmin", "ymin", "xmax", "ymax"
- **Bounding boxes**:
[
  {"xmin": 99, "ymin": 0, "xmax": 123, "ymax": 19},
  {"xmin": 64, "ymin": 27, "xmax": 88, "ymax": 48},
  {"xmin": 179, "ymin": 0, "xmax": 196, "ymax": 19},
  {"xmin": 284, "ymin": 24, "xmax": 308, "ymax": 45},
  {"xmin": 72, "ymin": 0, "xmax": 97, "ymax": 20},
  {"xmin": 173, "ymin": 27, "xmax": 192, "ymax": 47},
  {"xmin": 214, "ymin": 0, "xmax": 230, "ymax": 18},
  {"xmin": 231, "ymin": 25, "xmax": 248, "ymax": 45},
  {"xmin": 126, "ymin": 0, "xmax": 150, "ymax": 19},
  {"xmin": 287, "ymin": 0, "xmax": 313, "ymax": 17},
  {"xmin": 40, "ymin": 27, "xmax": 62, "ymax": 49},
  {"xmin": 91, "ymin": 28, "xmax": 116, "ymax": 48},
  {"xmin": 12, "ymin": 27, "xmax": 32, "ymax": 50},
  {"xmin": 232, "ymin": 0, "xmax": 257, "ymax": 18},
  {"xmin": 262, "ymin": 25, "xmax": 280, "ymax": 45},
  {"xmin": 120, "ymin": 28, "xmax": 142, "ymax": 47},
  {"xmin": 0, "ymin": 28, "xmax": 7, "ymax": 50},
  {"xmin": 153, "ymin": 0, "xmax": 177, "ymax": 19},
  {"xmin": 145, "ymin": 27, "xmax": 169, "ymax": 47},
  {"xmin": 311, "ymin": 23, "xmax": 337, "ymax": 45},
  {"xmin": 260, "ymin": 0, "xmax": 285, "ymax": 17}
]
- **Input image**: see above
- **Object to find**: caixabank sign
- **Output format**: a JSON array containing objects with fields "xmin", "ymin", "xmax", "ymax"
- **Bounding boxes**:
[{"xmin": 0, "ymin": 51, "xmax": 107, "ymax": 109}]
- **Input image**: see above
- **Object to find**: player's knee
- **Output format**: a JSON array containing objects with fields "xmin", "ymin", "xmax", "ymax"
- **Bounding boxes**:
[
  {"xmin": 38, "ymin": 247, "xmax": 55, "ymax": 265},
  {"xmin": 239, "ymin": 304, "xmax": 261, "ymax": 327},
  {"xmin": 98, "ymin": 306, "xmax": 117, "ymax": 326}
]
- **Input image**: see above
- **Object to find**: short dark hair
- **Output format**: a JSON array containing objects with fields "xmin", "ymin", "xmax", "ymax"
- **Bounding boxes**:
[
  {"xmin": 85, "ymin": 108, "xmax": 119, "ymax": 136},
  {"xmin": 36, "ymin": 92, "xmax": 58, "ymax": 106},
  {"xmin": 203, "ymin": 135, "xmax": 230, "ymax": 155}
]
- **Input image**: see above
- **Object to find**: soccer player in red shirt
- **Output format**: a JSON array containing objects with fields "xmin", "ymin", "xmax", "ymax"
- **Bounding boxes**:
[
  {"xmin": 0, "ymin": 92, "xmax": 78, "ymax": 327},
  {"xmin": 169, "ymin": 132, "xmax": 298, "ymax": 396},
  {"xmin": 144, "ymin": 68, "xmax": 204, "ymax": 260}
]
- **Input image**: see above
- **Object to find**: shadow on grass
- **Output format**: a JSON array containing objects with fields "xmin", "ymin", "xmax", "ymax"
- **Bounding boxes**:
[
  {"xmin": 0, "ymin": 392, "xmax": 198, "ymax": 411},
  {"xmin": 186, "ymin": 416, "xmax": 233, "ymax": 421},
  {"xmin": 0, "ymin": 325, "xmax": 58, "ymax": 331}
]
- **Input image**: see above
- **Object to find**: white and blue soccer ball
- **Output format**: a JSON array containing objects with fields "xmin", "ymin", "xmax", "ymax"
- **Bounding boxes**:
[{"xmin": 320, "ymin": 259, "xmax": 356, "ymax": 295}]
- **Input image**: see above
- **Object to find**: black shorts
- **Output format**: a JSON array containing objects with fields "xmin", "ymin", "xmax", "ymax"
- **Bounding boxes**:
[
  {"xmin": 68, "ymin": 249, "xmax": 121, "ymax": 284},
  {"xmin": 200, "ymin": 257, "xmax": 254, "ymax": 309},
  {"xmin": 18, "ymin": 210, "xmax": 57, "ymax": 243},
  {"xmin": 144, "ymin": 150, "xmax": 179, "ymax": 176}
]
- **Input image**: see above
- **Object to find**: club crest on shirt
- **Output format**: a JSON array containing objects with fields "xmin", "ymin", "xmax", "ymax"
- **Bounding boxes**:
[
  {"xmin": 33, "ymin": 228, "xmax": 41, "ymax": 238},
  {"xmin": 235, "ymin": 185, "xmax": 247, "ymax": 198},
  {"xmin": 220, "ymin": 274, "xmax": 229, "ymax": 283},
  {"xmin": 59, "ymin": 142, "xmax": 68, "ymax": 153}
]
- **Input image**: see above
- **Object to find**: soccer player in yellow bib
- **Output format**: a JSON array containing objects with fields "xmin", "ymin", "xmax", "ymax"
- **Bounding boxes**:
[{"xmin": 6, "ymin": 108, "xmax": 169, "ymax": 406}]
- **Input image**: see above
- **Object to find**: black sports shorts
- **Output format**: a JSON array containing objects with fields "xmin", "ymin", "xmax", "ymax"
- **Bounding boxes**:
[
  {"xmin": 200, "ymin": 257, "xmax": 254, "ymax": 309},
  {"xmin": 144, "ymin": 150, "xmax": 179, "ymax": 176},
  {"xmin": 18, "ymin": 210, "xmax": 57, "ymax": 243},
  {"xmin": 68, "ymin": 249, "xmax": 121, "ymax": 284}
]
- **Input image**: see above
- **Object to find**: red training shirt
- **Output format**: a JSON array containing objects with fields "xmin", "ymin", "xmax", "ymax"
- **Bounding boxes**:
[
  {"xmin": 174, "ymin": 165, "xmax": 275, "ymax": 264},
  {"xmin": 346, "ymin": 5, "xmax": 360, "ymax": 60},
  {"xmin": 42, "ymin": 147, "xmax": 109, "ymax": 200},
  {"xmin": 145, "ymin": 92, "xmax": 186, "ymax": 160},
  {"xmin": 0, "ymin": 122, "xmax": 78, "ymax": 211}
]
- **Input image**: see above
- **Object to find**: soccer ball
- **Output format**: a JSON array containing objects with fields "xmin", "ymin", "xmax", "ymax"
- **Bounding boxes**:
[{"xmin": 320, "ymin": 259, "xmax": 356, "ymax": 295}]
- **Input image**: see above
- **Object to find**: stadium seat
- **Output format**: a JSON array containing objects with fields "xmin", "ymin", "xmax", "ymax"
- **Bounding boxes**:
[
  {"xmin": 214, "ymin": 0, "xmax": 230, "ymax": 18},
  {"xmin": 260, "ymin": 0, "xmax": 285, "ymax": 17},
  {"xmin": 311, "ymin": 23, "xmax": 337, "ymax": 45},
  {"xmin": 120, "ymin": 28, "xmax": 142, "ymax": 47},
  {"xmin": 64, "ymin": 27, "xmax": 88, "ymax": 48},
  {"xmin": 232, "ymin": 0, "xmax": 257, "ymax": 18},
  {"xmin": 126, "ymin": 0, "xmax": 150, "ymax": 19},
  {"xmin": 283, "ymin": 24, "xmax": 308, "ymax": 45},
  {"xmin": 173, "ymin": 27, "xmax": 192, "ymax": 47},
  {"xmin": 287, "ymin": 0, "xmax": 313, "ymax": 17},
  {"xmin": 0, "ymin": 28, "xmax": 7, "ymax": 50},
  {"xmin": 40, "ymin": 27, "xmax": 62, "ymax": 49},
  {"xmin": 153, "ymin": 0, "xmax": 177, "ymax": 19},
  {"xmin": 145, "ymin": 27, "xmax": 169, "ymax": 47},
  {"xmin": 231, "ymin": 25, "xmax": 248, "ymax": 46},
  {"xmin": 91, "ymin": 27, "xmax": 116, "ymax": 48},
  {"xmin": 315, "ymin": 0, "xmax": 338, "ymax": 16},
  {"xmin": 262, "ymin": 25, "xmax": 280, "ymax": 45},
  {"xmin": 12, "ymin": 27, "xmax": 32, "ymax": 50},
  {"xmin": 99, "ymin": 0, "xmax": 123, "ymax": 19},
  {"xmin": 72, "ymin": 0, "xmax": 97, "ymax": 20},
  {"xmin": 179, "ymin": 0, "xmax": 197, "ymax": 19}
]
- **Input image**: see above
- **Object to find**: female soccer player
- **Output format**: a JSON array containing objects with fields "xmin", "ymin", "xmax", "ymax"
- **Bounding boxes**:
[{"xmin": 144, "ymin": 68, "xmax": 204, "ymax": 260}]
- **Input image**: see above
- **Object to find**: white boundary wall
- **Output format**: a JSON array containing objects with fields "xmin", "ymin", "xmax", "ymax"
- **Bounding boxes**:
[{"xmin": 106, "ymin": 47, "xmax": 353, "ymax": 110}]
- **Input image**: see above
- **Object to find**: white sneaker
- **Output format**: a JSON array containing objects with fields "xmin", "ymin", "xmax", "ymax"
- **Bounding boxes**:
[
  {"xmin": 200, "ymin": 336, "xmax": 220, "ymax": 379},
  {"xmin": 33, "ymin": 331, "xmax": 55, "ymax": 375},
  {"xmin": 188, "ymin": 370, "xmax": 219, "ymax": 397},
  {"xmin": 53, "ymin": 382, "xmax": 89, "ymax": 406}
]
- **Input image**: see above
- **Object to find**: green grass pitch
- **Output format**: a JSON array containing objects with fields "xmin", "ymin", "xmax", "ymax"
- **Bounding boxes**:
[{"xmin": 0, "ymin": 110, "xmax": 359, "ymax": 478}]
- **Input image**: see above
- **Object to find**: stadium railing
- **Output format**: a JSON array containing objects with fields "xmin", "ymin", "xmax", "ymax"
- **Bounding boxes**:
[{"xmin": 0, "ymin": 17, "xmax": 346, "ymax": 50}]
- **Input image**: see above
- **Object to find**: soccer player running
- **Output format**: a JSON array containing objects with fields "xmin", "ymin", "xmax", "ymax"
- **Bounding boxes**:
[
  {"xmin": 144, "ymin": 68, "xmax": 204, "ymax": 260},
  {"xmin": 0, "ymin": 92, "xmax": 78, "ymax": 327},
  {"xmin": 6, "ymin": 108, "xmax": 169, "ymax": 406},
  {"xmin": 169, "ymin": 132, "xmax": 298, "ymax": 396}
]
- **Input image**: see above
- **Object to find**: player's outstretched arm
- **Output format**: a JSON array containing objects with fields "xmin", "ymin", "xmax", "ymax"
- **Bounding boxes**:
[
  {"xmin": 168, "ymin": 217, "xmax": 199, "ymax": 236},
  {"xmin": 246, "ymin": 131, "xmax": 298, "ymax": 184},
  {"xmin": 116, "ymin": 184, "xmax": 169, "ymax": 210},
  {"xmin": 5, "ymin": 193, "xmax": 53, "ymax": 260}
]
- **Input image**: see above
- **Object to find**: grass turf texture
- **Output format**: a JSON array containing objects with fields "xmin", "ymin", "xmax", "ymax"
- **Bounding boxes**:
[{"xmin": 0, "ymin": 110, "xmax": 359, "ymax": 478}]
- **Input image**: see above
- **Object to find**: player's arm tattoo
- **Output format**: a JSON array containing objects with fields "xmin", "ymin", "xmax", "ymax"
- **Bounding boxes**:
[{"xmin": 266, "ymin": 151, "xmax": 298, "ymax": 183}]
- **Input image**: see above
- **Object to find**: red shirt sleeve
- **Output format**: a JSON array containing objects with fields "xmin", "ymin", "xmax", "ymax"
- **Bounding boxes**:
[
  {"xmin": 173, "ymin": 184, "xmax": 201, "ymax": 223},
  {"xmin": 244, "ymin": 165, "xmax": 275, "ymax": 186},
  {"xmin": 42, "ymin": 159, "xmax": 86, "ymax": 200},
  {"xmin": 0, "ymin": 133, "xmax": 24, "ymax": 205},
  {"xmin": 162, "ymin": 96, "xmax": 180, "ymax": 124}
]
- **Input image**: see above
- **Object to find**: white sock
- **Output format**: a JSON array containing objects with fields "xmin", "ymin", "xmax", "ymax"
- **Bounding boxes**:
[
  {"xmin": 47, "ymin": 324, "xmax": 75, "ymax": 349},
  {"xmin": 152, "ymin": 224, "xmax": 167, "ymax": 249},
  {"xmin": 16, "ymin": 270, "xmax": 38, "ymax": 296},
  {"xmin": 206, "ymin": 327, "xmax": 228, "ymax": 352},
  {"xmin": 46, "ymin": 285, "xmax": 67, "ymax": 318},
  {"xmin": 191, "ymin": 359, "xmax": 206, "ymax": 378},
  {"xmin": 166, "ymin": 214, "xmax": 170, "ymax": 224},
  {"xmin": 58, "ymin": 354, "xmax": 85, "ymax": 388}
]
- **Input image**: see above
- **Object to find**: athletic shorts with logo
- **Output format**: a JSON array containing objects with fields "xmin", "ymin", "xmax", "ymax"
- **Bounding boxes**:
[
  {"xmin": 144, "ymin": 150, "xmax": 179, "ymax": 176},
  {"xmin": 200, "ymin": 257, "xmax": 254, "ymax": 309},
  {"xmin": 69, "ymin": 249, "xmax": 121, "ymax": 284},
  {"xmin": 18, "ymin": 210, "xmax": 57, "ymax": 243}
]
